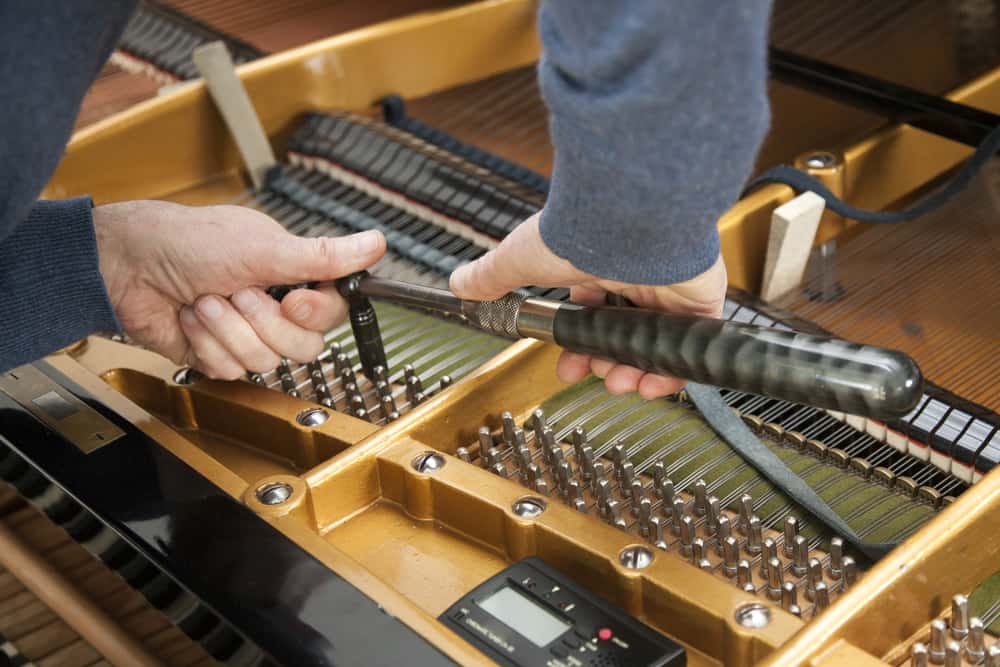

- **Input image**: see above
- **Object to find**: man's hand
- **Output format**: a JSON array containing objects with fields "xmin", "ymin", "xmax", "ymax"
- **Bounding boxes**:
[
  {"xmin": 95, "ymin": 200, "xmax": 386, "ymax": 380},
  {"xmin": 450, "ymin": 213, "xmax": 727, "ymax": 398}
]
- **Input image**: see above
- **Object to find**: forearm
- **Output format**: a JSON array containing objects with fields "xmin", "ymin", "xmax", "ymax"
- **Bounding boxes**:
[
  {"xmin": 537, "ymin": 0, "xmax": 772, "ymax": 285},
  {"xmin": 0, "ymin": 198, "xmax": 119, "ymax": 371}
]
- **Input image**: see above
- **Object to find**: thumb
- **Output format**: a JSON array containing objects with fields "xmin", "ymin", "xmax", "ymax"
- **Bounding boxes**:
[
  {"xmin": 249, "ymin": 229, "xmax": 386, "ymax": 285},
  {"xmin": 450, "ymin": 216, "xmax": 579, "ymax": 300}
]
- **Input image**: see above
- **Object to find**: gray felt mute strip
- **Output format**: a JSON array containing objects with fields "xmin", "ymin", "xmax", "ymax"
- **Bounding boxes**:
[{"xmin": 686, "ymin": 382, "xmax": 895, "ymax": 561}]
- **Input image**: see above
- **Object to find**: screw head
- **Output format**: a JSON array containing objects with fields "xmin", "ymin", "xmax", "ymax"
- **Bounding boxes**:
[
  {"xmin": 412, "ymin": 451, "xmax": 445, "ymax": 473},
  {"xmin": 256, "ymin": 482, "xmax": 293, "ymax": 506},
  {"xmin": 804, "ymin": 151, "xmax": 838, "ymax": 169},
  {"xmin": 619, "ymin": 545, "xmax": 654, "ymax": 570},
  {"xmin": 735, "ymin": 603, "xmax": 772, "ymax": 629},
  {"xmin": 172, "ymin": 367, "xmax": 203, "ymax": 385},
  {"xmin": 512, "ymin": 496, "xmax": 547, "ymax": 518},
  {"xmin": 296, "ymin": 408, "xmax": 330, "ymax": 427}
]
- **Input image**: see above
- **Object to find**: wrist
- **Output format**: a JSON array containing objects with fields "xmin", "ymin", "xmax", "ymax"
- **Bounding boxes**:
[{"xmin": 93, "ymin": 202, "xmax": 135, "ymax": 313}]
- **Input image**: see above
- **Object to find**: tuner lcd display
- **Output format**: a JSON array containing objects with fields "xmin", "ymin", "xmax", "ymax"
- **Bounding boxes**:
[{"xmin": 477, "ymin": 585, "xmax": 570, "ymax": 647}]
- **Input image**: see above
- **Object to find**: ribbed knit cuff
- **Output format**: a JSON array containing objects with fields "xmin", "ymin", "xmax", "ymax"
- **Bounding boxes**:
[{"xmin": 0, "ymin": 197, "xmax": 120, "ymax": 370}]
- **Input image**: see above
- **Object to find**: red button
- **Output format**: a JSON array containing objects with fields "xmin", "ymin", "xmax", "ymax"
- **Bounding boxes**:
[{"xmin": 598, "ymin": 628, "xmax": 612, "ymax": 641}]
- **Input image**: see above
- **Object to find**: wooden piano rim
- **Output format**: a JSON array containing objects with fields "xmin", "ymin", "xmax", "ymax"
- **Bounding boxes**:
[{"xmin": 39, "ymin": 1, "xmax": 1000, "ymax": 664}]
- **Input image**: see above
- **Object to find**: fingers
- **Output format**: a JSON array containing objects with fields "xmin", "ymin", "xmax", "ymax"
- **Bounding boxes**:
[
  {"xmin": 245, "ymin": 227, "xmax": 387, "ymax": 286},
  {"xmin": 179, "ymin": 307, "xmax": 245, "ymax": 380},
  {"xmin": 450, "ymin": 215, "xmax": 580, "ymax": 300},
  {"xmin": 279, "ymin": 285, "xmax": 346, "ymax": 332},
  {"xmin": 556, "ymin": 351, "xmax": 591, "ymax": 384},
  {"xmin": 192, "ymin": 295, "xmax": 281, "ymax": 374},
  {"xmin": 230, "ymin": 288, "xmax": 331, "ymax": 363}
]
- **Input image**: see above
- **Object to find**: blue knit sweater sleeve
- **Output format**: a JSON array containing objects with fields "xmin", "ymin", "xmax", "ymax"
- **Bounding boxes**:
[
  {"xmin": 0, "ymin": 1, "xmax": 135, "ymax": 371},
  {"xmin": 537, "ymin": 1, "xmax": 772, "ymax": 285}
]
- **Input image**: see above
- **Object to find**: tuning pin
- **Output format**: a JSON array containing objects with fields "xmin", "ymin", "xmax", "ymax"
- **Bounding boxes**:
[
  {"xmin": 766, "ymin": 557, "xmax": 784, "ymax": 600},
  {"xmin": 944, "ymin": 640, "xmax": 962, "ymax": 667},
  {"xmin": 477, "ymin": 426, "xmax": 494, "ymax": 455},
  {"xmin": 566, "ymin": 479, "xmax": 585, "ymax": 508},
  {"xmin": 579, "ymin": 445, "xmax": 596, "ymax": 481},
  {"xmin": 658, "ymin": 478, "xmax": 675, "ymax": 515},
  {"xmin": 722, "ymin": 536, "xmax": 739, "ymax": 577},
  {"xmin": 620, "ymin": 461, "xmax": 636, "ymax": 494},
  {"xmin": 929, "ymin": 619, "xmax": 947, "ymax": 664},
  {"xmin": 698, "ymin": 558, "xmax": 713, "ymax": 573},
  {"xmin": 637, "ymin": 498, "xmax": 653, "ymax": 536},
  {"xmin": 805, "ymin": 558, "xmax": 823, "ymax": 601},
  {"xmin": 691, "ymin": 537, "xmax": 706, "ymax": 565},
  {"xmin": 966, "ymin": 617, "xmax": 985, "ymax": 664},
  {"xmin": 706, "ymin": 496, "xmax": 721, "ymax": 535},
  {"xmin": 680, "ymin": 516, "xmax": 696, "ymax": 556},
  {"xmin": 738, "ymin": 494, "xmax": 754, "ymax": 535},
  {"xmin": 986, "ymin": 643, "xmax": 1000, "ymax": 667},
  {"xmin": 591, "ymin": 462, "xmax": 608, "ymax": 493},
  {"xmin": 910, "ymin": 643, "xmax": 928, "ymax": 667},
  {"xmin": 490, "ymin": 462, "xmax": 506, "ymax": 477},
  {"xmin": 783, "ymin": 517, "xmax": 799, "ymax": 558},
  {"xmin": 715, "ymin": 515, "xmax": 733, "ymax": 556},
  {"xmin": 611, "ymin": 442, "xmax": 628, "ymax": 478},
  {"xmin": 550, "ymin": 444, "xmax": 565, "ymax": 466},
  {"xmin": 630, "ymin": 480, "xmax": 646, "ymax": 513},
  {"xmin": 596, "ymin": 478, "xmax": 612, "ymax": 511},
  {"xmin": 501, "ymin": 411, "xmax": 516, "ymax": 446},
  {"xmin": 791, "ymin": 535, "xmax": 809, "ymax": 576},
  {"xmin": 526, "ymin": 462, "xmax": 542, "ymax": 486},
  {"xmin": 813, "ymin": 581, "xmax": 830, "ymax": 614},
  {"xmin": 671, "ymin": 497, "xmax": 687, "ymax": 536},
  {"xmin": 556, "ymin": 461, "xmax": 573, "ymax": 493},
  {"xmin": 841, "ymin": 556, "xmax": 857, "ymax": 591},
  {"xmin": 950, "ymin": 594, "xmax": 969, "ymax": 640},
  {"xmin": 737, "ymin": 560, "xmax": 755, "ymax": 593},
  {"xmin": 328, "ymin": 342, "xmax": 342, "ymax": 357},
  {"xmin": 760, "ymin": 538, "xmax": 777, "ymax": 577},
  {"xmin": 438, "ymin": 375, "xmax": 453, "ymax": 392},
  {"xmin": 746, "ymin": 516, "xmax": 763, "ymax": 556},
  {"xmin": 652, "ymin": 461, "xmax": 666, "ymax": 493},
  {"xmin": 456, "ymin": 447, "xmax": 471, "ymax": 463},
  {"xmin": 485, "ymin": 447, "xmax": 503, "ymax": 469},
  {"xmin": 607, "ymin": 499, "xmax": 627, "ymax": 530},
  {"xmin": 781, "ymin": 580, "xmax": 797, "ymax": 612},
  {"xmin": 531, "ymin": 408, "xmax": 546, "ymax": 441},
  {"xmin": 828, "ymin": 537, "xmax": 844, "ymax": 579},
  {"xmin": 516, "ymin": 446, "xmax": 533, "ymax": 476},
  {"xmin": 648, "ymin": 516, "xmax": 669, "ymax": 550},
  {"xmin": 320, "ymin": 396, "xmax": 335, "ymax": 408},
  {"xmin": 693, "ymin": 480, "xmax": 708, "ymax": 516}
]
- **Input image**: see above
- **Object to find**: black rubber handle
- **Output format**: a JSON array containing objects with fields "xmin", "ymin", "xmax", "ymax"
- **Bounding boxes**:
[{"xmin": 552, "ymin": 304, "xmax": 923, "ymax": 421}]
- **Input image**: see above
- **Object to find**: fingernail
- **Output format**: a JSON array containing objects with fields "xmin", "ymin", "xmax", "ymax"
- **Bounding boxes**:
[
  {"xmin": 292, "ymin": 301, "xmax": 312, "ymax": 322},
  {"xmin": 352, "ymin": 230, "xmax": 381, "ymax": 255},
  {"xmin": 232, "ymin": 288, "xmax": 260, "ymax": 314},
  {"xmin": 197, "ymin": 296, "xmax": 224, "ymax": 320},
  {"xmin": 179, "ymin": 307, "xmax": 197, "ymax": 326}
]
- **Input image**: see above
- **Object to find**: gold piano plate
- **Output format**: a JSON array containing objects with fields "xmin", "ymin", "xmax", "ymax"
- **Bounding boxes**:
[{"xmin": 21, "ymin": 1, "xmax": 1000, "ymax": 665}]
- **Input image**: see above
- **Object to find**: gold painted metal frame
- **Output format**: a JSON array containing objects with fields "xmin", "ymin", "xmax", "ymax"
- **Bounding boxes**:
[{"xmin": 36, "ymin": 1, "xmax": 1000, "ymax": 664}]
